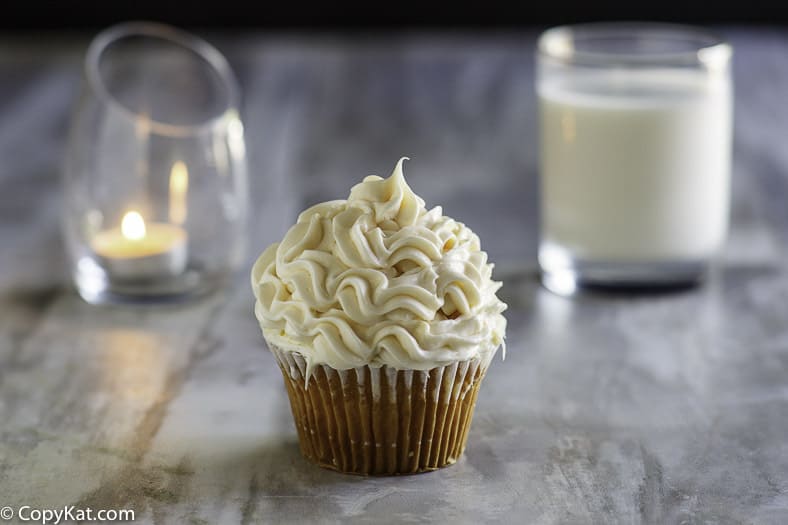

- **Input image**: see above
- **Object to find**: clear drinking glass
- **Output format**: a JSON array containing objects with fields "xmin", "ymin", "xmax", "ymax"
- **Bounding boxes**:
[
  {"xmin": 63, "ymin": 22, "xmax": 248, "ymax": 304},
  {"xmin": 537, "ymin": 23, "xmax": 732, "ymax": 295}
]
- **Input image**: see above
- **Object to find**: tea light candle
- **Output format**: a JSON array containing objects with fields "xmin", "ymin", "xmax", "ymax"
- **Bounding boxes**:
[{"xmin": 92, "ymin": 211, "xmax": 187, "ymax": 280}]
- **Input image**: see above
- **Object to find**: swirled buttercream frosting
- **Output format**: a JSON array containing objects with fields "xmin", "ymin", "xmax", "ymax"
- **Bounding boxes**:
[{"xmin": 251, "ymin": 158, "xmax": 507, "ymax": 374}]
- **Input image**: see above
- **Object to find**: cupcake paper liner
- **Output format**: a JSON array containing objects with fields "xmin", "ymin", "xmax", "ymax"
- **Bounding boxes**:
[{"xmin": 270, "ymin": 344, "xmax": 487, "ymax": 475}]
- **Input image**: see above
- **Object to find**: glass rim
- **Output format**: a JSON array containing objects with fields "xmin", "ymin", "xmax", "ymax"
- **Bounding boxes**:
[
  {"xmin": 85, "ymin": 21, "xmax": 241, "ymax": 136},
  {"xmin": 537, "ymin": 22, "xmax": 732, "ymax": 68}
]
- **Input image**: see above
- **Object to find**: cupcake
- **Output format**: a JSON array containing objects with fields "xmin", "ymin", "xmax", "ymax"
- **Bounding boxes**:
[{"xmin": 251, "ymin": 158, "xmax": 506, "ymax": 475}]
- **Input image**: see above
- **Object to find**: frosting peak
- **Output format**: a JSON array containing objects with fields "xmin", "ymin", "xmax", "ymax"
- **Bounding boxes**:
[
  {"xmin": 252, "ymin": 158, "xmax": 507, "ymax": 373},
  {"xmin": 347, "ymin": 157, "xmax": 423, "ymax": 227}
]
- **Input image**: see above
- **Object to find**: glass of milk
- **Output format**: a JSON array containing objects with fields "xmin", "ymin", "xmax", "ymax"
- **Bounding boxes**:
[{"xmin": 537, "ymin": 23, "xmax": 732, "ymax": 295}]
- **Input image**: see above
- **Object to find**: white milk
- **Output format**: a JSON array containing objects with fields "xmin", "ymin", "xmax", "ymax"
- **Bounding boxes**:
[{"xmin": 539, "ymin": 70, "xmax": 732, "ymax": 262}]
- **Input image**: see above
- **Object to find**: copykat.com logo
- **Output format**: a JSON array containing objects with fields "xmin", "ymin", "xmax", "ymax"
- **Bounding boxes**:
[{"xmin": 0, "ymin": 505, "xmax": 135, "ymax": 524}]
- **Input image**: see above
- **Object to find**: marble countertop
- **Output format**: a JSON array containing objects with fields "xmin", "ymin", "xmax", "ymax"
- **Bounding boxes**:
[{"xmin": 1, "ymin": 28, "xmax": 787, "ymax": 524}]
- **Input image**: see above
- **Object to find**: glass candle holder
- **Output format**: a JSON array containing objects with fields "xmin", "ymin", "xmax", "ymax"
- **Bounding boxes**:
[
  {"xmin": 63, "ymin": 22, "xmax": 248, "ymax": 304},
  {"xmin": 537, "ymin": 23, "xmax": 732, "ymax": 295}
]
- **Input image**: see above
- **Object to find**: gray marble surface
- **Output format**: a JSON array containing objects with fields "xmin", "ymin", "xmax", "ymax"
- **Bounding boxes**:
[{"xmin": 1, "ymin": 27, "xmax": 788, "ymax": 524}]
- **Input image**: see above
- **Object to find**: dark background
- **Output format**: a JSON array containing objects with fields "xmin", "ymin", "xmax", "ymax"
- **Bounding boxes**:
[{"xmin": 3, "ymin": 1, "xmax": 788, "ymax": 30}]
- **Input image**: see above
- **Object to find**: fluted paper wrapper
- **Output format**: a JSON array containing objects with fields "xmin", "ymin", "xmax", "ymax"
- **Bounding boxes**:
[{"xmin": 270, "ymin": 345, "xmax": 487, "ymax": 475}]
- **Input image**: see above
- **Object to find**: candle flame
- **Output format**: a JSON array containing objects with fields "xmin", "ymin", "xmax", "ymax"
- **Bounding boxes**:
[
  {"xmin": 121, "ymin": 211, "xmax": 146, "ymax": 241},
  {"xmin": 169, "ymin": 161, "xmax": 189, "ymax": 225}
]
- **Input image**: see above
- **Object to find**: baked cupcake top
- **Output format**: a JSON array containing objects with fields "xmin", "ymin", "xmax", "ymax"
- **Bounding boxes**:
[{"xmin": 251, "ymin": 158, "xmax": 507, "ymax": 373}]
